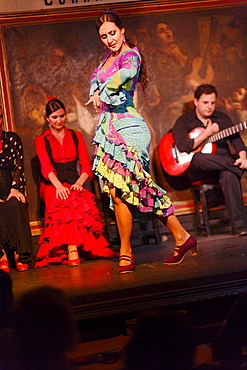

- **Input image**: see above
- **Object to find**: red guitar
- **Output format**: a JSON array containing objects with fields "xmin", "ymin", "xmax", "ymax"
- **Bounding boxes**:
[{"xmin": 159, "ymin": 122, "xmax": 247, "ymax": 176}]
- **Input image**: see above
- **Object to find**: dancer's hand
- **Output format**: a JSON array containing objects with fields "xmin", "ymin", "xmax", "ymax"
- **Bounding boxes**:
[{"xmin": 85, "ymin": 91, "xmax": 100, "ymax": 112}]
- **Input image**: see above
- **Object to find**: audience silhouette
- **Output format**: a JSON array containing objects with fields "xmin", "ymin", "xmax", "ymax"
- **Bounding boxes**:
[
  {"xmin": 0, "ymin": 270, "xmax": 14, "ymax": 370},
  {"xmin": 11, "ymin": 285, "xmax": 78, "ymax": 370},
  {"xmin": 0, "ymin": 278, "xmax": 245, "ymax": 370},
  {"xmin": 212, "ymin": 292, "xmax": 247, "ymax": 370},
  {"xmin": 123, "ymin": 308, "xmax": 196, "ymax": 370}
]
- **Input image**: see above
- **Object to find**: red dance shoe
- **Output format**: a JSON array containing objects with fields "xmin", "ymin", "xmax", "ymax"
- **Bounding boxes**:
[
  {"xmin": 0, "ymin": 259, "xmax": 10, "ymax": 274},
  {"xmin": 118, "ymin": 254, "xmax": 135, "ymax": 274},
  {"xmin": 164, "ymin": 235, "xmax": 197, "ymax": 265},
  {"xmin": 16, "ymin": 261, "xmax": 28, "ymax": 272},
  {"xmin": 68, "ymin": 250, "xmax": 80, "ymax": 267}
]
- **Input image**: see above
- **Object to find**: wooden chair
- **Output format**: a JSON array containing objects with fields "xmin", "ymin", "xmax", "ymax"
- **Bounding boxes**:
[{"xmin": 191, "ymin": 179, "xmax": 228, "ymax": 236}]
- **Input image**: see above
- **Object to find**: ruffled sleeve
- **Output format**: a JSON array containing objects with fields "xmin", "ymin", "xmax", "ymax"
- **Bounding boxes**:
[
  {"xmin": 89, "ymin": 52, "xmax": 111, "ymax": 96},
  {"xmin": 99, "ymin": 49, "xmax": 141, "ymax": 106},
  {"xmin": 106, "ymin": 50, "xmax": 141, "ymax": 90},
  {"xmin": 89, "ymin": 66, "xmax": 100, "ymax": 97}
]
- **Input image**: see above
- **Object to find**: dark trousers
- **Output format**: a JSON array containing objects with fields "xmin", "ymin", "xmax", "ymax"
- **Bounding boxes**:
[{"xmin": 188, "ymin": 153, "xmax": 246, "ymax": 233}]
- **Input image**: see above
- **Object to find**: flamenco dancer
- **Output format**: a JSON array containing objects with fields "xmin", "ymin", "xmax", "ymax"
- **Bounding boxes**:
[
  {"xmin": 35, "ymin": 97, "xmax": 115, "ymax": 267},
  {"xmin": 85, "ymin": 9, "xmax": 197, "ymax": 273}
]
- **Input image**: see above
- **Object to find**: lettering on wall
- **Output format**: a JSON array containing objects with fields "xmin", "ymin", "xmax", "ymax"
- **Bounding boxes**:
[
  {"xmin": 0, "ymin": 0, "xmax": 139, "ymax": 13},
  {"xmin": 44, "ymin": 0, "xmax": 81, "ymax": 5}
]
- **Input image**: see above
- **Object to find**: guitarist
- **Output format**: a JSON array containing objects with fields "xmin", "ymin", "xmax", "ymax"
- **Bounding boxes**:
[{"xmin": 173, "ymin": 84, "xmax": 247, "ymax": 236}]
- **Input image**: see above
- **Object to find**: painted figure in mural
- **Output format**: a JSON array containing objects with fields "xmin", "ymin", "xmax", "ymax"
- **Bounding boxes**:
[
  {"xmin": 154, "ymin": 22, "xmax": 189, "ymax": 95},
  {"xmin": 152, "ymin": 22, "xmax": 191, "ymax": 136},
  {"xmin": 85, "ymin": 9, "xmax": 197, "ymax": 273},
  {"xmin": 173, "ymin": 84, "xmax": 247, "ymax": 236},
  {"xmin": 0, "ymin": 106, "xmax": 33, "ymax": 273},
  {"xmin": 222, "ymin": 87, "xmax": 247, "ymax": 116},
  {"xmin": 211, "ymin": 32, "xmax": 245, "ymax": 84},
  {"xmin": 35, "ymin": 98, "xmax": 115, "ymax": 267},
  {"xmin": 219, "ymin": 86, "xmax": 247, "ymax": 146}
]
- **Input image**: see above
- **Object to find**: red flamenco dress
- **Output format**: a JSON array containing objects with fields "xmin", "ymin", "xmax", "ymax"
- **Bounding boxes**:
[{"xmin": 35, "ymin": 127, "xmax": 115, "ymax": 267}]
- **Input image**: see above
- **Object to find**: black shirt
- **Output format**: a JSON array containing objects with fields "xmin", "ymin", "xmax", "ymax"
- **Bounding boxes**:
[{"xmin": 172, "ymin": 109, "xmax": 246, "ymax": 156}]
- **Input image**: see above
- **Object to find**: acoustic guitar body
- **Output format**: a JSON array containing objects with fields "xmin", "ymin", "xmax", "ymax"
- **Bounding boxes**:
[{"xmin": 159, "ymin": 128, "xmax": 216, "ymax": 176}]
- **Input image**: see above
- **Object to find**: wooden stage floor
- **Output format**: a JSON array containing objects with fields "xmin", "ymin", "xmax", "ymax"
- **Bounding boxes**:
[{"xmin": 10, "ymin": 233, "xmax": 247, "ymax": 324}]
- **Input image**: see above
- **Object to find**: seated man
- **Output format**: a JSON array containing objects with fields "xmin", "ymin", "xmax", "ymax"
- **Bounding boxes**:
[{"xmin": 173, "ymin": 84, "xmax": 247, "ymax": 236}]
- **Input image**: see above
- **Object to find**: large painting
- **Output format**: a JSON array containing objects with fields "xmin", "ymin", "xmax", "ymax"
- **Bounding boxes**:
[{"xmin": 0, "ymin": 1, "xmax": 247, "ymax": 227}]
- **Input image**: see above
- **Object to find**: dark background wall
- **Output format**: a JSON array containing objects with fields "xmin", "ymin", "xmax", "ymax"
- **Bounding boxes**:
[{"xmin": 1, "ymin": 1, "xmax": 247, "ymax": 223}]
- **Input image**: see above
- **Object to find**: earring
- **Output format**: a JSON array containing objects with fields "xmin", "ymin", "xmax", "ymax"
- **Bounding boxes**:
[{"xmin": 122, "ymin": 33, "xmax": 126, "ymax": 44}]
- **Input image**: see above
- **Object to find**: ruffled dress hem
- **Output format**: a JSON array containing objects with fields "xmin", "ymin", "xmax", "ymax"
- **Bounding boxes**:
[
  {"xmin": 35, "ymin": 188, "xmax": 116, "ymax": 267},
  {"xmin": 93, "ymin": 119, "xmax": 175, "ymax": 221}
]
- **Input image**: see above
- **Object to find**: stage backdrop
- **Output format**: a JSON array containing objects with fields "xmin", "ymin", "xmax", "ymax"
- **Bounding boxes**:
[{"xmin": 0, "ymin": 0, "xmax": 247, "ymax": 232}]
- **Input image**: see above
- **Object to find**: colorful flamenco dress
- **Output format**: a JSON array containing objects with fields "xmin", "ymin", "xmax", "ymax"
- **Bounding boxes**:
[
  {"xmin": 35, "ymin": 127, "xmax": 114, "ymax": 267},
  {"xmin": 89, "ymin": 47, "xmax": 175, "ymax": 219}
]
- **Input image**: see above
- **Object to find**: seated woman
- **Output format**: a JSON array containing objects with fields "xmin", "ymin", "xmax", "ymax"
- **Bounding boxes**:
[
  {"xmin": 35, "ymin": 97, "xmax": 115, "ymax": 267},
  {"xmin": 0, "ymin": 106, "xmax": 33, "ymax": 273}
]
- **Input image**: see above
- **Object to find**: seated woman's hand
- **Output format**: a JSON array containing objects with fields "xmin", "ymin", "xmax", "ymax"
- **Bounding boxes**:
[
  {"xmin": 6, "ymin": 188, "xmax": 26, "ymax": 203},
  {"xmin": 70, "ymin": 182, "xmax": 84, "ymax": 191},
  {"xmin": 56, "ymin": 185, "xmax": 70, "ymax": 200}
]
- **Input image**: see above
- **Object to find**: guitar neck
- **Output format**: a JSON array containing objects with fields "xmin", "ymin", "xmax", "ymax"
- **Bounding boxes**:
[{"xmin": 205, "ymin": 122, "xmax": 247, "ymax": 144}]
